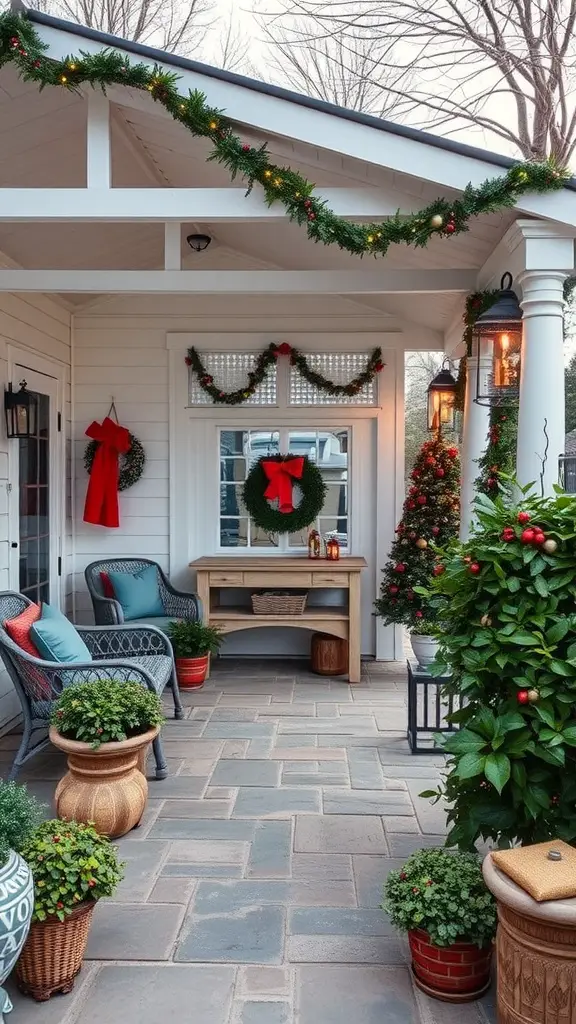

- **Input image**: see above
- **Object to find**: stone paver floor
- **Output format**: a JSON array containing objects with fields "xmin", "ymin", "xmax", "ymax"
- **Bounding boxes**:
[{"xmin": 1, "ymin": 660, "xmax": 496, "ymax": 1024}]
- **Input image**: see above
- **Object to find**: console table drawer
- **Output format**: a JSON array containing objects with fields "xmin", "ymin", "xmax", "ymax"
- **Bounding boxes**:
[
  {"xmin": 244, "ymin": 571, "xmax": 312, "ymax": 588},
  {"xmin": 209, "ymin": 572, "xmax": 244, "ymax": 586},
  {"xmin": 312, "ymin": 572, "xmax": 349, "ymax": 587}
]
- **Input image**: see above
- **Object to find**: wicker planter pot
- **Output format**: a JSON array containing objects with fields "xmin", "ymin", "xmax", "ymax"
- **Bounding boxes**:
[
  {"xmin": 409, "ymin": 929, "xmax": 493, "ymax": 1002},
  {"xmin": 49, "ymin": 725, "xmax": 160, "ymax": 839},
  {"xmin": 175, "ymin": 655, "xmax": 208, "ymax": 688},
  {"xmin": 15, "ymin": 900, "xmax": 95, "ymax": 1002}
]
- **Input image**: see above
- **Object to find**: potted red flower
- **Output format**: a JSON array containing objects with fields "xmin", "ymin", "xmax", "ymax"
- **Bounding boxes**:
[
  {"xmin": 166, "ymin": 620, "xmax": 224, "ymax": 688},
  {"xmin": 383, "ymin": 848, "xmax": 496, "ymax": 1002}
]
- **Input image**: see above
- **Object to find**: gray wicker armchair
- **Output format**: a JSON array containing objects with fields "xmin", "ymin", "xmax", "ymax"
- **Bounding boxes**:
[
  {"xmin": 84, "ymin": 558, "xmax": 201, "ymax": 630},
  {"xmin": 0, "ymin": 592, "xmax": 184, "ymax": 781}
]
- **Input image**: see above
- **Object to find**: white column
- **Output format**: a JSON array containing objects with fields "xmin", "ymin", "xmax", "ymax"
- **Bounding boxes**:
[
  {"xmin": 516, "ymin": 272, "xmax": 566, "ymax": 494},
  {"xmin": 460, "ymin": 341, "xmax": 491, "ymax": 540}
]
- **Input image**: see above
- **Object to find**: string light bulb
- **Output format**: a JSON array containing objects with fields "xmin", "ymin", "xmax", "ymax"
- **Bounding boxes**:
[
  {"xmin": 60, "ymin": 75, "xmax": 67, "ymax": 83},
  {"xmin": 209, "ymin": 120, "xmax": 218, "ymax": 130},
  {"xmin": 264, "ymin": 169, "xmax": 272, "ymax": 178}
]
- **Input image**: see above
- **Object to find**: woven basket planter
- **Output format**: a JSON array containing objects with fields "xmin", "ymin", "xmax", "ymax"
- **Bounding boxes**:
[
  {"xmin": 15, "ymin": 901, "xmax": 95, "ymax": 1002},
  {"xmin": 252, "ymin": 592, "xmax": 307, "ymax": 615}
]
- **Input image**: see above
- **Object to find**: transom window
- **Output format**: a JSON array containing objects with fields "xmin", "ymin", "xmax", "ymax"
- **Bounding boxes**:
[{"xmin": 219, "ymin": 428, "xmax": 349, "ymax": 551}]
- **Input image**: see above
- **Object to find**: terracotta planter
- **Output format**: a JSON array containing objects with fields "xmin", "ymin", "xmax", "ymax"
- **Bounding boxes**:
[
  {"xmin": 49, "ymin": 725, "xmax": 160, "ymax": 839},
  {"xmin": 408, "ymin": 929, "xmax": 492, "ymax": 1003},
  {"xmin": 175, "ymin": 655, "xmax": 209, "ymax": 688},
  {"xmin": 15, "ymin": 900, "xmax": 95, "ymax": 1002}
]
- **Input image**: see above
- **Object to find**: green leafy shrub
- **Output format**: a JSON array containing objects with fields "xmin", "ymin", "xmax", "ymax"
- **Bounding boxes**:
[
  {"xmin": 51, "ymin": 680, "xmax": 164, "ymax": 749},
  {"xmin": 383, "ymin": 848, "xmax": 496, "ymax": 947},
  {"xmin": 420, "ymin": 488, "xmax": 576, "ymax": 849},
  {"xmin": 0, "ymin": 781, "xmax": 43, "ymax": 865},
  {"xmin": 21, "ymin": 820, "xmax": 124, "ymax": 922},
  {"xmin": 167, "ymin": 620, "xmax": 223, "ymax": 658}
]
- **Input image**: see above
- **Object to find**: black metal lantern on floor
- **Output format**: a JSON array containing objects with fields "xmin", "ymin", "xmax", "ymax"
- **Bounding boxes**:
[
  {"xmin": 473, "ymin": 273, "xmax": 523, "ymax": 407},
  {"xmin": 4, "ymin": 381, "xmax": 38, "ymax": 439},
  {"xmin": 427, "ymin": 360, "xmax": 457, "ymax": 433}
]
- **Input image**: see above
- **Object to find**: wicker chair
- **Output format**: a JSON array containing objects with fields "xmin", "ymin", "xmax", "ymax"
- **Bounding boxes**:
[
  {"xmin": 0, "ymin": 592, "xmax": 184, "ymax": 781},
  {"xmin": 84, "ymin": 558, "xmax": 201, "ymax": 630}
]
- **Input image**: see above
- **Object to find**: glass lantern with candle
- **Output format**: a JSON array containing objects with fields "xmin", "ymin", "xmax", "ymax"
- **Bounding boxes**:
[{"xmin": 474, "ymin": 273, "xmax": 523, "ymax": 407}]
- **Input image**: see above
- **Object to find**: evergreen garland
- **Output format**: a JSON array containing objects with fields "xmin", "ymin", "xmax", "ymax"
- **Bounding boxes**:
[
  {"xmin": 186, "ymin": 342, "xmax": 383, "ymax": 404},
  {"xmin": 375, "ymin": 436, "xmax": 460, "ymax": 630},
  {"xmin": 243, "ymin": 454, "xmax": 326, "ymax": 534},
  {"xmin": 475, "ymin": 408, "xmax": 518, "ymax": 496},
  {"xmin": 0, "ymin": 11, "xmax": 569, "ymax": 262},
  {"xmin": 84, "ymin": 432, "xmax": 146, "ymax": 491}
]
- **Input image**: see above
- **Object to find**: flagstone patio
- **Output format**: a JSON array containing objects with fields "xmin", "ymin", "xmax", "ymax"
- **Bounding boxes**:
[{"xmin": 2, "ymin": 660, "xmax": 495, "ymax": 1024}]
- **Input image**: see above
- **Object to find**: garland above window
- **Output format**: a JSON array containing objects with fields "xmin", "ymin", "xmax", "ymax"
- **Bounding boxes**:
[
  {"xmin": 0, "ymin": 12, "xmax": 569, "ymax": 262},
  {"xmin": 186, "ymin": 343, "xmax": 384, "ymax": 404}
]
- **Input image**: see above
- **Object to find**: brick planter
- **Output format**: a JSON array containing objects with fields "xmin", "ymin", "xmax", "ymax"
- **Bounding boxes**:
[{"xmin": 408, "ymin": 928, "xmax": 493, "ymax": 1003}]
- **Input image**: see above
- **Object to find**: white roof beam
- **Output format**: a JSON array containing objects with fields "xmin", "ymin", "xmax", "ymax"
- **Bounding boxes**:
[
  {"xmin": 0, "ymin": 268, "xmax": 476, "ymax": 294},
  {"xmin": 32, "ymin": 24, "xmax": 576, "ymax": 227},
  {"xmin": 0, "ymin": 187, "xmax": 417, "ymax": 223},
  {"xmin": 164, "ymin": 223, "xmax": 182, "ymax": 270},
  {"xmin": 85, "ymin": 90, "xmax": 111, "ymax": 189}
]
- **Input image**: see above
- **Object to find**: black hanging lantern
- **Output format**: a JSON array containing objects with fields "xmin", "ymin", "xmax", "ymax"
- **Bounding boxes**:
[
  {"xmin": 427, "ymin": 360, "xmax": 457, "ymax": 433},
  {"xmin": 474, "ymin": 273, "xmax": 522, "ymax": 407},
  {"xmin": 4, "ymin": 381, "xmax": 38, "ymax": 439}
]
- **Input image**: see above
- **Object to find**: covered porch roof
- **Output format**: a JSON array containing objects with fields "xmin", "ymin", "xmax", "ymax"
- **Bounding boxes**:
[{"xmin": 0, "ymin": 7, "xmax": 574, "ymax": 340}]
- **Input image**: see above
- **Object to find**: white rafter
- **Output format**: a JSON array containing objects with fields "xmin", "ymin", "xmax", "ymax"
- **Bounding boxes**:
[{"xmin": 0, "ymin": 268, "xmax": 477, "ymax": 294}]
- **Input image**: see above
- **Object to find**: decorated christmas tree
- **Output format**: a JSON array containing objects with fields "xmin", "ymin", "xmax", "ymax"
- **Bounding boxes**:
[{"xmin": 375, "ymin": 436, "xmax": 460, "ymax": 629}]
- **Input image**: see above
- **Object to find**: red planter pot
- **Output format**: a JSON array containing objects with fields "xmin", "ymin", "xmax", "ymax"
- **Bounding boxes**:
[
  {"xmin": 175, "ymin": 655, "xmax": 208, "ymax": 689},
  {"xmin": 408, "ymin": 929, "xmax": 492, "ymax": 1003}
]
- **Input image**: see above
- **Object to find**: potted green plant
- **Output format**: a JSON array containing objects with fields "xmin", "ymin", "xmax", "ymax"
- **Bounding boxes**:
[
  {"xmin": 409, "ymin": 616, "xmax": 439, "ymax": 669},
  {"xmin": 420, "ymin": 489, "xmax": 576, "ymax": 850},
  {"xmin": 166, "ymin": 620, "xmax": 224, "ymax": 688},
  {"xmin": 0, "ymin": 782, "xmax": 42, "ymax": 1019},
  {"xmin": 49, "ymin": 680, "xmax": 164, "ymax": 839},
  {"xmin": 383, "ymin": 848, "xmax": 496, "ymax": 1002},
  {"xmin": 16, "ymin": 819, "xmax": 124, "ymax": 1002}
]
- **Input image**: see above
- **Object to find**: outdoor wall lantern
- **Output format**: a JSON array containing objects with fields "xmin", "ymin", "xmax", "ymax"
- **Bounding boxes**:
[
  {"xmin": 427, "ymin": 360, "xmax": 457, "ymax": 433},
  {"xmin": 473, "ymin": 272, "xmax": 523, "ymax": 407},
  {"xmin": 4, "ymin": 381, "xmax": 38, "ymax": 439}
]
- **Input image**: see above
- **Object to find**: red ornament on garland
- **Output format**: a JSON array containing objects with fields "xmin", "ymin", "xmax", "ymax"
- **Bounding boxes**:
[
  {"xmin": 274, "ymin": 342, "xmax": 292, "ymax": 357},
  {"xmin": 242, "ymin": 144, "xmax": 251, "ymax": 151},
  {"xmin": 185, "ymin": 357, "xmax": 192, "ymax": 366},
  {"xmin": 445, "ymin": 222, "xmax": 456, "ymax": 234},
  {"xmin": 374, "ymin": 361, "xmax": 384, "ymax": 372},
  {"xmin": 307, "ymin": 213, "xmax": 316, "ymax": 221}
]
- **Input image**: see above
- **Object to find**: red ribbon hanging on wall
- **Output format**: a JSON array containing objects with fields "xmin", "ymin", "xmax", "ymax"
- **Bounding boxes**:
[
  {"xmin": 262, "ymin": 457, "xmax": 305, "ymax": 513},
  {"xmin": 83, "ymin": 416, "xmax": 131, "ymax": 528}
]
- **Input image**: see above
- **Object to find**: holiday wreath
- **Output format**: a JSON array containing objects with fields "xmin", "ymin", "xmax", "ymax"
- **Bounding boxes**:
[
  {"xmin": 84, "ymin": 432, "xmax": 146, "ymax": 492},
  {"xmin": 243, "ymin": 454, "xmax": 326, "ymax": 534}
]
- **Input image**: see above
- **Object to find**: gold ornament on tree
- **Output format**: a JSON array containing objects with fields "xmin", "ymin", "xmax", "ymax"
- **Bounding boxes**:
[{"xmin": 415, "ymin": 538, "xmax": 428, "ymax": 549}]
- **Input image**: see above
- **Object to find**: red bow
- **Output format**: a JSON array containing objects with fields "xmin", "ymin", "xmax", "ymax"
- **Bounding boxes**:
[
  {"xmin": 83, "ymin": 416, "xmax": 131, "ymax": 528},
  {"xmin": 262, "ymin": 457, "xmax": 305, "ymax": 513}
]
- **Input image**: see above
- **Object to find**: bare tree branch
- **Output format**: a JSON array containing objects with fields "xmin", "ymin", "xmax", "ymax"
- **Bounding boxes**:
[{"xmin": 256, "ymin": 0, "xmax": 576, "ymax": 161}]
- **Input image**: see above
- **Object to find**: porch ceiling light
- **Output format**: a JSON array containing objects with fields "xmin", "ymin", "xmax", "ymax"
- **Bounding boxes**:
[
  {"xmin": 473, "ymin": 272, "xmax": 523, "ymax": 407},
  {"xmin": 186, "ymin": 233, "xmax": 212, "ymax": 252},
  {"xmin": 4, "ymin": 380, "xmax": 38, "ymax": 439},
  {"xmin": 427, "ymin": 360, "xmax": 457, "ymax": 434}
]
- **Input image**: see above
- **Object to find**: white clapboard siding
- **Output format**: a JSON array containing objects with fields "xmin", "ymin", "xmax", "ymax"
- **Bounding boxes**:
[{"xmin": 0, "ymin": 292, "xmax": 71, "ymax": 732}]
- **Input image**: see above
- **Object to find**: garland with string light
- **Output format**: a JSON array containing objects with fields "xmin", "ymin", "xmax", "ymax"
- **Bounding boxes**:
[
  {"xmin": 0, "ymin": 11, "xmax": 570, "ymax": 262},
  {"xmin": 186, "ymin": 342, "xmax": 384, "ymax": 404}
]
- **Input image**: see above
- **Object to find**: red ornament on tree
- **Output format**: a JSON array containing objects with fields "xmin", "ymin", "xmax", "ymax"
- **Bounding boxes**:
[
  {"xmin": 394, "ymin": 563, "xmax": 406, "ymax": 573},
  {"xmin": 432, "ymin": 526, "xmax": 440, "ymax": 536},
  {"xmin": 415, "ymin": 610, "xmax": 423, "ymax": 619},
  {"xmin": 435, "ymin": 468, "xmax": 445, "ymax": 478},
  {"xmin": 425, "ymin": 457, "xmax": 436, "ymax": 466},
  {"xmin": 417, "ymin": 495, "xmax": 427, "ymax": 505},
  {"xmin": 433, "ymin": 565, "xmax": 445, "ymax": 576},
  {"xmin": 388, "ymin": 585, "xmax": 399, "ymax": 595}
]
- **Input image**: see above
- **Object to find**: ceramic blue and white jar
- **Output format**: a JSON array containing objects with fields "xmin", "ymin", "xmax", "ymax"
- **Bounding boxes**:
[{"xmin": 0, "ymin": 850, "xmax": 34, "ymax": 1021}]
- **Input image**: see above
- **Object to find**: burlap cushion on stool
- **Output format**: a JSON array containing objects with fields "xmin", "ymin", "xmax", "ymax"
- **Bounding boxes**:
[{"xmin": 491, "ymin": 839, "xmax": 576, "ymax": 901}]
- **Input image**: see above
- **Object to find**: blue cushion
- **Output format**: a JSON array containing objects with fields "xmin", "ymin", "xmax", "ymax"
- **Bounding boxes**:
[
  {"xmin": 107, "ymin": 565, "xmax": 164, "ymax": 621},
  {"xmin": 31, "ymin": 604, "xmax": 91, "ymax": 664}
]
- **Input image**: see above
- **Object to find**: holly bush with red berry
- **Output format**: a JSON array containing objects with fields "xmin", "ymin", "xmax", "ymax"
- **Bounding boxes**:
[
  {"xmin": 375, "ymin": 436, "xmax": 460, "ymax": 630},
  {"xmin": 20, "ymin": 820, "xmax": 124, "ymax": 922},
  {"xmin": 420, "ymin": 488, "xmax": 576, "ymax": 849}
]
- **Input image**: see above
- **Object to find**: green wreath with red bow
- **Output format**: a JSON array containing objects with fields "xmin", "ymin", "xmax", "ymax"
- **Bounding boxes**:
[{"xmin": 242, "ymin": 454, "xmax": 327, "ymax": 533}]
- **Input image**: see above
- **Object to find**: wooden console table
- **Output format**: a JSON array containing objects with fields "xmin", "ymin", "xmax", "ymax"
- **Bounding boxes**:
[{"xmin": 190, "ymin": 556, "xmax": 367, "ymax": 683}]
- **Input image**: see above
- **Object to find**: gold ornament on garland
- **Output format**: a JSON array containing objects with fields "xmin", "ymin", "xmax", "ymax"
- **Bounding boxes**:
[{"xmin": 0, "ymin": 11, "xmax": 569, "ymax": 262}]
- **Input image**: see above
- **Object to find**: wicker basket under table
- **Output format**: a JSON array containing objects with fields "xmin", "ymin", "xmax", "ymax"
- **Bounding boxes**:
[
  {"xmin": 15, "ymin": 900, "xmax": 95, "ymax": 1001},
  {"xmin": 251, "ymin": 591, "xmax": 307, "ymax": 615}
]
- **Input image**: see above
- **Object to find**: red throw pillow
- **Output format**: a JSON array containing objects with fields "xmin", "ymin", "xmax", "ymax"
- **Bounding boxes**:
[
  {"xmin": 100, "ymin": 572, "xmax": 116, "ymax": 599},
  {"xmin": 5, "ymin": 603, "xmax": 41, "ymax": 657}
]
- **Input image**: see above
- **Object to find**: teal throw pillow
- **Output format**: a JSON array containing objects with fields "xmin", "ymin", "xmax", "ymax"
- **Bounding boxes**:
[
  {"xmin": 31, "ymin": 604, "xmax": 91, "ymax": 663},
  {"xmin": 107, "ymin": 565, "xmax": 164, "ymax": 621}
]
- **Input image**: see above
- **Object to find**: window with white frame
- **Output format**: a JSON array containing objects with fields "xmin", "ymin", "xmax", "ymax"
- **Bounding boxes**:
[{"xmin": 219, "ymin": 428, "xmax": 349, "ymax": 551}]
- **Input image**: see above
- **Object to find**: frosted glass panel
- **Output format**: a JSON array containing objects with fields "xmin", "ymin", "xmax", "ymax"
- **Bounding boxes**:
[
  {"xmin": 189, "ymin": 353, "xmax": 277, "ymax": 405},
  {"xmin": 290, "ymin": 353, "xmax": 377, "ymax": 405}
]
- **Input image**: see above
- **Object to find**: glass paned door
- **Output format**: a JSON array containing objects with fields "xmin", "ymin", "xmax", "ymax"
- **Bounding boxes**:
[
  {"xmin": 9, "ymin": 366, "xmax": 61, "ymax": 607},
  {"xmin": 18, "ymin": 391, "xmax": 50, "ymax": 604}
]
